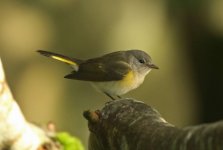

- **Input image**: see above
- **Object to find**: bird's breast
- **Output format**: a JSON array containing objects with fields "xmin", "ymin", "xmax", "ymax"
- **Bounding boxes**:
[{"xmin": 92, "ymin": 70, "xmax": 147, "ymax": 96}]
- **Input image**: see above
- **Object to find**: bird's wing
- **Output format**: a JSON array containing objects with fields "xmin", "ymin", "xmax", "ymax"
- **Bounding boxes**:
[{"xmin": 64, "ymin": 60, "xmax": 131, "ymax": 81}]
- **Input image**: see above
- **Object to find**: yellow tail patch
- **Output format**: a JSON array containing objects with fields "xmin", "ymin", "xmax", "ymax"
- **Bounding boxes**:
[{"xmin": 51, "ymin": 56, "xmax": 77, "ymax": 66}]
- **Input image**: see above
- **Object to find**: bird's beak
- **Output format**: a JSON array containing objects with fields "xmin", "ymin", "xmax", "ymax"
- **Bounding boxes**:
[{"xmin": 147, "ymin": 63, "xmax": 159, "ymax": 69}]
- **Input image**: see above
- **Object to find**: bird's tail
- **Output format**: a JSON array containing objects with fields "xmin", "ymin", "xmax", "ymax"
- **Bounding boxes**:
[{"xmin": 37, "ymin": 50, "xmax": 82, "ymax": 71}]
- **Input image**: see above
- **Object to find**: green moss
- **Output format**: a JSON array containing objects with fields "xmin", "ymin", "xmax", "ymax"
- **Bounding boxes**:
[{"xmin": 56, "ymin": 132, "xmax": 85, "ymax": 150}]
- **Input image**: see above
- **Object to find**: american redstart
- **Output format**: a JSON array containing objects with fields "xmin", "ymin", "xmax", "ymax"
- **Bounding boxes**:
[{"xmin": 37, "ymin": 50, "xmax": 158, "ymax": 100}]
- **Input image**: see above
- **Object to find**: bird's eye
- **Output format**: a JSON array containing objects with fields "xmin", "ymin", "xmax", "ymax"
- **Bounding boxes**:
[{"xmin": 139, "ymin": 59, "xmax": 145, "ymax": 64}]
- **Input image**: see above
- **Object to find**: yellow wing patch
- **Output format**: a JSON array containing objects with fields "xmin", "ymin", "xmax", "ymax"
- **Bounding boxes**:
[{"xmin": 51, "ymin": 56, "xmax": 77, "ymax": 66}]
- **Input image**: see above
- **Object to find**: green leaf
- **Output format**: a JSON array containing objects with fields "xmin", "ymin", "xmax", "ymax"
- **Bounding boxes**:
[{"xmin": 56, "ymin": 132, "xmax": 85, "ymax": 150}]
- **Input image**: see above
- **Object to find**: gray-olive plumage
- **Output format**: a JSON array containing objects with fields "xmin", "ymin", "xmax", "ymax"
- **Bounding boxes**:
[{"xmin": 37, "ymin": 50, "xmax": 158, "ymax": 100}]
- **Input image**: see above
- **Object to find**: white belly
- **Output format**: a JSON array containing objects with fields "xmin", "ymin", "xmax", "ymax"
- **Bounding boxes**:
[{"xmin": 92, "ymin": 70, "xmax": 151, "ymax": 96}]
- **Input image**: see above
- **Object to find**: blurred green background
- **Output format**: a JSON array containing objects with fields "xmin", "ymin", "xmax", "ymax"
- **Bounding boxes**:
[{"xmin": 1, "ymin": 0, "xmax": 223, "ymax": 148}]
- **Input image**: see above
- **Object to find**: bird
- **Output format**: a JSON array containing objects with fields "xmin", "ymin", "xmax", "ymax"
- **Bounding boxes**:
[{"xmin": 37, "ymin": 49, "xmax": 159, "ymax": 100}]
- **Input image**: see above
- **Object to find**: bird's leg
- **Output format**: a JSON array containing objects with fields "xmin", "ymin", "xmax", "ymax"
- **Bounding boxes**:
[
  {"xmin": 104, "ymin": 92, "xmax": 116, "ymax": 100},
  {"xmin": 117, "ymin": 95, "xmax": 122, "ymax": 99}
]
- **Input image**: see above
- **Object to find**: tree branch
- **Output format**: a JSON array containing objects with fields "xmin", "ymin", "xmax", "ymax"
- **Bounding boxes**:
[
  {"xmin": 0, "ymin": 58, "xmax": 59, "ymax": 150},
  {"xmin": 84, "ymin": 99, "xmax": 223, "ymax": 150}
]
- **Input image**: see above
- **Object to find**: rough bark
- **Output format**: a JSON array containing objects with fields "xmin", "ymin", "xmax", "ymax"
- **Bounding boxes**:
[{"xmin": 84, "ymin": 99, "xmax": 223, "ymax": 150}]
